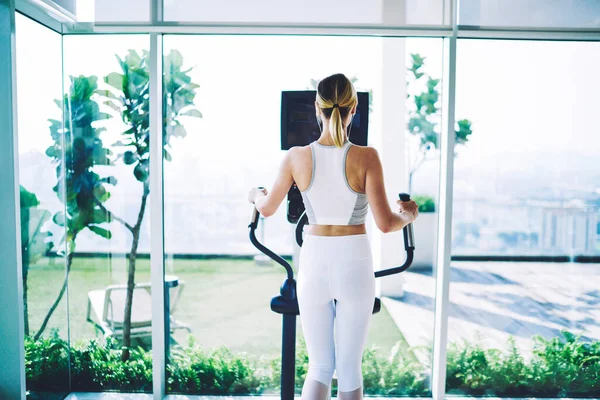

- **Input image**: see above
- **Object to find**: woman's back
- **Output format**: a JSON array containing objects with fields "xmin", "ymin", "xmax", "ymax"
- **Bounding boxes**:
[{"xmin": 289, "ymin": 141, "xmax": 372, "ymax": 236}]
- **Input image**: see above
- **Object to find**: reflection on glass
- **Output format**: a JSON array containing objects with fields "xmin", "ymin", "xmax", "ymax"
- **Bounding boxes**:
[
  {"xmin": 459, "ymin": 0, "xmax": 600, "ymax": 29},
  {"xmin": 95, "ymin": 0, "xmax": 150, "ymax": 22},
  {"xmin": 61, "ymin": 35, "xmax": 152, "ymax": 392},
  {"xmin": 163, "ymin": 0, "xmax": 448, "ymax": 25},
  {"xmin": 162, "ymin": 35, "xmax": 441, "ymax": 396},
  {"xmin": 16, "ymin": 13, "xmax": 69, "ymax": 399},
  {"xmin": 449, "ymin": 39, "xmax": 600, "ymax": 397}
]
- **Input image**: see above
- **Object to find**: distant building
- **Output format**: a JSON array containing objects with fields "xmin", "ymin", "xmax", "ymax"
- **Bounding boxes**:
[{"xmin": 541, "ymin": 201, "xmax": 599, "ymax": 255}]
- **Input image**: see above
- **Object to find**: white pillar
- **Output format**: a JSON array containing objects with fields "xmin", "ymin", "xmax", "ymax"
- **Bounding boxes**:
[
  {"xmin": 149, "ymin": 1, "xmax": 166, "ymax": 393},
  {"xmin": 0, "ymin": 1, "xmax": 26, "ymax": 398},
  {"xmin": 431, "ymin": 32, "xmax": 458, "ymax": 400},
  {"xmin": 373, "ymin": 0, "xmax": 409, "ymax": 298}
]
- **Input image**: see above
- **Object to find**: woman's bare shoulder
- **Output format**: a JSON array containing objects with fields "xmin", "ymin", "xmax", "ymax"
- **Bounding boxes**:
[
  {"xmin": 349, "ymin": 143, "xmax": 378, "ymax": 164},
  {"xmin": 286, "ymin": 145, "xmax": 313, "ymax": 167},
  {"xmin": 350, "ymin": 143, "xmax": 376, "ymax": 151},
  {"xmin": 288, "ymin": 144, "xmax": 312, "ymax": 158}
]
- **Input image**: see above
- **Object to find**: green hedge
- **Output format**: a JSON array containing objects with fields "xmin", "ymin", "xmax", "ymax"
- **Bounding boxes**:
[
  {"xmin": 26, "ymin": 332, "xmax": 600, "ymax": 397},
  {"xmin": 167, "ymin": 337, "xmax": 262, "ymax": 394},
  {"xmin": 446, "ymin": 333, "xmax": 600, "ymax": 397}
]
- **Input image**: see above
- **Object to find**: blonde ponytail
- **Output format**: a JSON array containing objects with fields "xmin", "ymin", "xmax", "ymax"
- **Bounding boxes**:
[
  {"xmin": 315, "ymin": 73, "xmax": 358, "ymax": 148},
  {"xmin": 329, "ymin": 106, "xmax": 345, "ymax": 147}
]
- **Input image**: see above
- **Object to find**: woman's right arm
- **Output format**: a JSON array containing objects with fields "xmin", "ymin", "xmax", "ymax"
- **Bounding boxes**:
[{"xmin": 365, "ymin": 148, "xmax": 418, "ymax": 233}]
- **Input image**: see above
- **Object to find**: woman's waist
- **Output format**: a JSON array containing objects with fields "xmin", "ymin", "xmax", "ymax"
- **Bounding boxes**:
[
  {"xmin": 306, "ymin": 224, "xmax": 366, "ymax": 237},
  {"xmin": 301, "ymin": 229, "xmax": 372, "ymax": 258}
]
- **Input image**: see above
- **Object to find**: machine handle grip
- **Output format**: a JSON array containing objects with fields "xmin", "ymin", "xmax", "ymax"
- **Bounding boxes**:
[
  {"xmin": 295, "ymin": 212, "xmax": 308, "ymax": 248},
  {"xmin": 373, "ymin": 193, "xmax": 416, "ymax": 278},
  {"xmin": 294, "ymin": 193, "xmax": 416, "ymax": 278},
  {"xmin": 249, "ymin": 187, "xmax": 265, "ymax": 228},
  {"xmin": 398, "ymin": 193, "xmax": 415, "ymax": 250},
  {"xmin": 249, "ymin": 185, "xmax": 294, "ymax": 281}
]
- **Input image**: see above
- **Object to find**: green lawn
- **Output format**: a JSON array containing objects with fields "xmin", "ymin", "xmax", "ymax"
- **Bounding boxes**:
[{"xmin": 27, "ymin": 256, "xmax": 408, "ymax": 359}]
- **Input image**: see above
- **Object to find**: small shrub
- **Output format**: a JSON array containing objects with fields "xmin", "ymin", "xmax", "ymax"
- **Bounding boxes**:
[
  {"xmin": 446, "ymin": 339, "xmax": 492, "ymax": 395},
  {"xmin": 362, "ymin": 347, "xmax": 385, "ymax": 394},
  {"xmin": 167, "ymin": 337, "xmax": 262, "ymax": 394},
  {"xmin": 413, "ymin": 195, "xmax": 436, "ymax": 213},
  {"xmin": 267, "ymin": 336, "xmax": 309, "ymax": 393},
  {"xmin": 531, "ymin": 332, "xmax": 600, "ymax": 397},
  {"xmin": 70, "ymin": 338, "xmax": 152, "ymax": 392},
  {"xmin": 295, "ymin": 338, "xmax": 310, "ymax": 391},
  {"xmin": 25, "ymin": 332, "xmax": 69, "ymax": 392},
  {"xmin": 487, "ymin": 338, "xmax": 529, "ymax": 396},
  {"xmin": 381, "ymin": 344, "xmax": 429, "ymax": 396},
  {"xmin": 446, "ymin": 332, "xmax": 600, "ymax": 397}
]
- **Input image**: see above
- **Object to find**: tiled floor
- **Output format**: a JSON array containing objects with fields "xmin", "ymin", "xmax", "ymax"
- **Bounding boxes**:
[{"xmin": 384, "ymin": 261, "xmax": 600, "ymax": 357}]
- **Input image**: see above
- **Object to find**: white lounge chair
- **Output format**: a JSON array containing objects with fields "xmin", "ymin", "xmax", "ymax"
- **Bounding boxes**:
[{"xmin": 86, "ymin": 277, "xmax": 191, "ymax": 341}]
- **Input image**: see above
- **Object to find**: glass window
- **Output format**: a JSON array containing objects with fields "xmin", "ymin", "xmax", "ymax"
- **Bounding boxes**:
[
  {"xmin": 459, "ymin": 0, "xmax": 600, "ymax": 29},
  {"xmin": 95, "ymin": 0, "xmax": 150, "ymax": 22},
  {"xmin": 62, "ymin": 34, "xmax": 152, "ymax": 392},
  {"xmin": 16, "ymin": 13, "xmax": 69, "ymax": 399},
  {"xmin": 163, "ymin": 0, "xmax": 448, "ymax": 25},
  {"xmin": 54, "ymin": 0, "xmax": 76, "ymax": 15},
  {"xmin": 448, "ymin": 39, "xmax": 600, "ymax": 397},
  {"xmin": 162, "ymin": 34, "xmax": 443, "ymax": 396}
]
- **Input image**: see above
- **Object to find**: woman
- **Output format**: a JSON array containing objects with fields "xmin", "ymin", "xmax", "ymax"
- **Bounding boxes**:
[{"xmin": 248, "ymin": 73, "xmax": 419, "ymax": 400}]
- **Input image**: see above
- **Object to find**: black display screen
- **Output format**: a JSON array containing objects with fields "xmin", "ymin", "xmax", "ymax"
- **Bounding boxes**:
[{"xmin": 281, "ymin": 91, "xmax": 369, "ymax": 150}]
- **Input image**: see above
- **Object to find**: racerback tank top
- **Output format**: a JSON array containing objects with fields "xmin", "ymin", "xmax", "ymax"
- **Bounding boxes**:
[{"xmin": 300, "ymin": 141, "xmax": 368, "ymax": 225}]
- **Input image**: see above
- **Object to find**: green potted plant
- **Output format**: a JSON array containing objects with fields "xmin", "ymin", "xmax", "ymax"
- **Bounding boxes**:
[
  {"xmin": 405, "ymin": 53, "xmax": 472, "ymax": 271},
  {"xmin": 413, "ymin": 195, "xmax": 435, "ymax": 213},
  {"xmin": 411, "ymin": 195, "xmax": 438, "ymax": 270}
]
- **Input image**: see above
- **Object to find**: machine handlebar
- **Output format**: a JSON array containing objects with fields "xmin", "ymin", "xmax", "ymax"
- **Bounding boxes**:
[
  {"xmin": 249, "ymin": 187, "xmax": 295, "ymax": 281},
  {"xmin": 249, "ymin": 208, "xmax": 294, "ymax": 281},
  {"xmin": 374, "ymin": 193, "xmax": 415, "ymax": 277},
  {"xmin": 294, "ymin": 192, "xmax": 416, "ymax": 278},
  {"xmin": 250, "ymin": 189, "xmax": 416, "ymax": 280}
]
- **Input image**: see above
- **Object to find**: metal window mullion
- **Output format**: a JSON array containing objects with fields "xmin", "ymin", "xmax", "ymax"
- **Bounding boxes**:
[
  {"xmin": 149, "ymin": 31, "xmax": 166, "ymax": 400},
  {"xmin": 458, "ymin": 28, "xmax": 600, "ymax": 41},
  {"xmin": 86, "ymin": 22, "xmax": 452, "ymax": 37},
  {"xmin": 151, "ymin": 0, "xmax": 163, "ymax": 24},
  {"xmin": 14, "ymin": 0, "xmax": 64, "ymax": 33},
  {"xmin": 0, "ymin": 1, "xmax": 26, "ymax": 399},
  {"xmin": 15, "ymin": 0, "xmax": 76, "ymax": 23},
  {"xmin": 71, "ymin": 22, "xmax": 600, "ymax": 41},
  {"xmin": 61, "ymin": 31, "xmax": 73, "ymax": 392},
  {"xmin": 431, "ymin": 0, "xmax": 458, "ymax": 398}
]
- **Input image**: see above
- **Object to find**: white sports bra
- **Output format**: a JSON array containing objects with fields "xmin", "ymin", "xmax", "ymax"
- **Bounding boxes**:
[{"xmin": 300, "ymin": 141, "xmax": 369, "ymax": 226}]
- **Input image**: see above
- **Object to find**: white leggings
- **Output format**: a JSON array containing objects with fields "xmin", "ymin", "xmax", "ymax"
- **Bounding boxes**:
[{"xmin": 297, "ymin": 234, "xmax": 376, "ymax": 393}]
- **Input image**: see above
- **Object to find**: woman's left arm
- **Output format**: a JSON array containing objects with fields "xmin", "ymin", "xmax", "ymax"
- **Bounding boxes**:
[{"xmin": 251, "ymin": 150, "xmax": 295, "ymax": 217}]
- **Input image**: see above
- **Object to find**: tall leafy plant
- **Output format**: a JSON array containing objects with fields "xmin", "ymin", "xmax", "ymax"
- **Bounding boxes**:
[
  {"xmin": 407, "ymin": 53, "xmax": 473, "ymax": 193},
  {"xmin": 36, "ymin": 75, "xmax": 116, "ymax": 340},
  {"xmin": 99, "ymin": 49, "xmax": 201, "ymax": 358},
  {"xmin": 20, "ymin": 186, "xmax": 53, "ymax": 336}
]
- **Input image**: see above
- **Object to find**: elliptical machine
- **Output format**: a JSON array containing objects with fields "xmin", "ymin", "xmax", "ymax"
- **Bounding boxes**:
[{"xmin": 248, "ymin": 192, "xmax": 416, "ymax": 400}]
